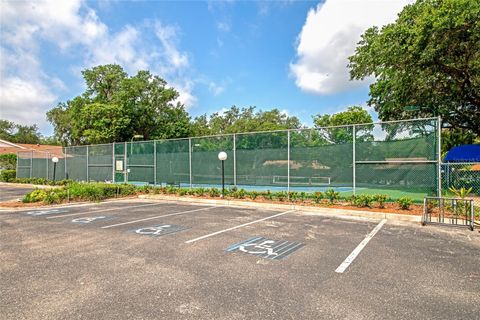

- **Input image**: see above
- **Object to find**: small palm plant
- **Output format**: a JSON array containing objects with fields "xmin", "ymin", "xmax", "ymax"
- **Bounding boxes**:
[{"xmin": 448, "ymin": 186, "xmax": 473, "ymax": 198}]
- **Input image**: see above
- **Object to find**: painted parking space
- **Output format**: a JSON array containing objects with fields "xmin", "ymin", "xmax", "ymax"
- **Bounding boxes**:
[
  {"xmin": 130, "ymin": 224, "xmax": 188, "ymax": 237},
  {"xmin": 225, "ymin": 236, "xmax": 305, "ymax": 260},
  {"xmin": 71, "ymin": 215, "xmax": 114, "ymax": 224}
]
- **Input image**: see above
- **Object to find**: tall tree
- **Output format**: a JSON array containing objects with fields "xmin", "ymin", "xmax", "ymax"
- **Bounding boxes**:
[
  {"xmin": 192, "ymin": 106, "xmax": 301, "ymax": 136},
  {"xmin": 0, "ymin": 119, "xmax": 15, "ymax": 141},
  {"xmin": 47, "ymin": 64, "xmax": 191, "ymax": 145},
  {"xmin": 0, "ymin": 119, "xmax": 42, "ymax": 144},
  {"xmin": 313, "ymin": 106, "xmax": 373, "ymax": 143},
  {"xmin": 348, "ymin": 0, "xmax": 480, "ymax": 134}
]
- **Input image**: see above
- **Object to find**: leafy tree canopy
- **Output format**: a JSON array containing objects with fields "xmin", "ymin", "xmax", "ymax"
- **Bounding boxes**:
[
  {"xmin": 313, "ymin": 106, "xmax": 373, "ymax": 143},
  {"xmin": 0, "ymin": 119, "xmax": 42, "ymax": 144},
  {"xmin": 47, "ymin": 64, "xmax": 191, "ymax": 145},
  {"xmin": 191, "ymin": 106, "xmax": 302, "ymax": 136},
  {"xmin": 349, "ymin": 0, "xmax": 480, "ymax": 134}
]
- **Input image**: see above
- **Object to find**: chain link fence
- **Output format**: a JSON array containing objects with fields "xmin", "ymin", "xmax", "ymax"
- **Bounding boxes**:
[
  {"xmin": 442, "ymin": 162, "xmax": 480, "ymax": 208},
  {"xmin": 17, "ymin": 118, "xmax": 441, "ymax": 201}
]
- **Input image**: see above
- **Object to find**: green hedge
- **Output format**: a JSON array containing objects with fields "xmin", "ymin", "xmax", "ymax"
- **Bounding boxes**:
[{"xmin": 0, "ymin": 170, "xmax": 16, "ymax": 182}]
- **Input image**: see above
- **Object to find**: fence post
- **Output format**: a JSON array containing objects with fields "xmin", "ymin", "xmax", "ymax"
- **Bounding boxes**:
[
  {"xmin": 86, "ymin": 145, "xmax": 89, "ymax": 182},
  {"xmin": 153, "ymin": 141, "xmax": 157, "ymax": 186},
  {"xmin": 64, "ymin": 147, "xmax": 68, "ymax": 180},
  {"xmin": 353, "ymin": 125, "xmax": 356, "ymax": 195},
  {"xmin": 124, "ymin": 141, "xmax": 127, "ymax": 183},
  {"xmin": 189, "ymin": 138, "xmax": 192, "ymax": 188},
  {"xmin": 287, "ymin": 130, "xmax": 290, "ymax": 194},
  {"xmin": 46, "ymin": 152, "xmax": 49, "ymax": 180},
  {"xmin": 30, "ymin": 150, "xmax": 33, "ymax": 178},
  {"xmin": 15, "ymin": 152, "xmax": 19, "ymax": 179},
  {"xmin": 437, "ymin": 116, "xmax": 442, "ymax": 197},
  {"xmin": 112, "ymin": 143, "xmax": 115, "ymax": 183},
  {"xmin": 233, "ymin": 134, "xmax": 237, "ymax": 186}
]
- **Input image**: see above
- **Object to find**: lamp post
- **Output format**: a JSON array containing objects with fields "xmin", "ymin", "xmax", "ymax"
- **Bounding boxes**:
[
  {"xmin": 218, "ymin": 151, "xmax": 227, "ymax": 198},
  {"xmin": 51, "ymin": 157, "xmax": 59, "ymax": 182}
]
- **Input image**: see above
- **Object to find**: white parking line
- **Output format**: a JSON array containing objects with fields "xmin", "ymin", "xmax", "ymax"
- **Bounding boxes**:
[
  {"xmin": 185, "ymin": 210, "xmax": 294, "ymax": 244},
  {"xmin": 46, "ymin": 202, "xmax": 166, "ymax": 219},
  {"xmin": 101, "ymin": 206, "xmax": 219, "ymax": 229},
  {"xmin": 335, "ymin": 219, "xmax": 387, "ymax": 273}
]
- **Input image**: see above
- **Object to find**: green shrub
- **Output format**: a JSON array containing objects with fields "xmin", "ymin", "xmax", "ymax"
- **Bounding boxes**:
[
  {"xmin": 22, "ymin": 189, "xmax": 48, "ymax": 203},
  {"xmin": 287, "ymin": 191, "xmax": 298, "ymax": 202},
  {"xmin": 194, "ymin": 188, "xmax": 206, "ymax": 196},
  {"xmin": 209, "ymin": 188, "xmax": 220, "ymax": 197},
  {"xmin": 325, "ymin": 189, "xmax": 340, "ymax": 204},
  {"xmin": 248, "ymin": 191, "xmax": 259, "ymax": 200},
  {"xmin": 0, "ymin": 153, "xmax": 17, "ymax": 170},
  {"xmin": 178, "ymin": 188, "xmax": 187, "ymax": 196},
  {"xmin": 353, "ymin": 194, "xmax": 374, "ymax": 207},
  {"xmin": 0, "ymin": 170, "xmax": 16, "ymax": 182},
  {"xmin": 313, "ymin": 192, "xmax": 323, "ymax": 204},
  {"xmin": 264, "ymin": 190, "xmax": 273, "ymax": 200},
  {"xmin": 275, "ymin": 191, "xmax": 287, "ymax": 202},
  {"xmin": 230, "ymin": 188, "xmax": 245, "ymax": 199},
  {"xmin": 373, "ymin": 194, "xmax": 388, "ymax": 208},
  {"xmin": 397, "ymin": 197, "xmax": 413, "ymax": 210}
]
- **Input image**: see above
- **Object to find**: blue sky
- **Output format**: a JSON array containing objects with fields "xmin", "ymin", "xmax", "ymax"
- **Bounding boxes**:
[{"xmin": 0, "ymin": 0, "xmax": 412, "ymax": 135}]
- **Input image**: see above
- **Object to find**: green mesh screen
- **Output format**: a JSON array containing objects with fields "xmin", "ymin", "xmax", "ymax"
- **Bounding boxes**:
[
  {"xmin": 127, "ymin": 141, "xmax": 154, "ymax": 184},
  {"xmin": 18, "ymin": 118, "xmax": 440, "ymax": 199},
  {"xmin": 354, "ymin": 119, "xmax": 438, "ymax": 200},
  {"xmin": 31, "ymin": 152, "xmax": 48, "ymax": 179},
  {"xmin": 191, "ymin": 135, "xmax": 234, "ymax": 186},
  {"xmin": 155, "ymin": 139, "xmax": 190, "ymax": 186},
  {"xmin": 46, "ymin": 149, "xmax": 66, "ymax": 181},
  {"xmin": 290, "ymin": 127, "xmax": 353, "ymax": 192},
  {"xmin": 16, "ymin": 151, "xmax": 32, "ymax": 178},
  {"xmin": 66, "ymin": 146, "xmax": 87, "ymax": 181},
  {"xmin": 87, "ymin": 144, "xmax": 113, "ymax": 182},
  {"xmin": 235, "ymin": 131, "xmax": 287, "ymax": 188}
]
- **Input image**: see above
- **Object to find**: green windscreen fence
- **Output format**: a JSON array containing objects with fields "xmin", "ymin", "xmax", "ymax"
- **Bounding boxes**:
[{"xmin": 18, "ymin": 118, "xmax": 440, "ymax": 200}]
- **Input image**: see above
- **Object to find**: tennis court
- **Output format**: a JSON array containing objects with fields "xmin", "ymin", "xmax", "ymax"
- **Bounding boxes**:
[
  {"xmin": 17, "ymin": 118, "xmax": 441, "ymax": 202},
  {"xmin": 1, "ymin": 198, "xmax": 479, "ymax": 319}
]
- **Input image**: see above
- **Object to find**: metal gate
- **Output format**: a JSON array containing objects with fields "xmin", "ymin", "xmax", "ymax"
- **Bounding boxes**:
[{"xmin": 422, "ymin": 197, "xmax": 475, "ymax": 231}]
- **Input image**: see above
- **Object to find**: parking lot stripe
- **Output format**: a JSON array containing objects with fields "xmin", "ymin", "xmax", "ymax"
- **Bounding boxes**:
[
  {"xmin": 335, "ymin": 219, "xmax": 387, "ymax": 273},
  {"xmin": 185, "ymin": 210, "xmax": 294, "ymax": 244},
  {"xmin": 46, "ymin": 202, "xmax": 165, "ymax": 219},
  {"xmin": 101, "ymin": 206, "xmax": 218, "ymax": 229}
]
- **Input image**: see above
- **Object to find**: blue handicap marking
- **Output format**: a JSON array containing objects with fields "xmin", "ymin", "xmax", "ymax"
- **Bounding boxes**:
[
  {"xmin": 132, "ymin": 224, "xmax": 187, "ymax": 237},
  {"xmin": 25, "ymin": 209, "xmax": 68, "ymax": 216},
  {"xmin": 71, "ymin": 216, "xmax": 110, "ymax": 224},
  {"xmin": 226, "ymin": 237, "xmax": 305, "ymax": 260}
]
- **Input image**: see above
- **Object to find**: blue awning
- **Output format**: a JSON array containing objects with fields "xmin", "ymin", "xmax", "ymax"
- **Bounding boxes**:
[{"xmin": 444, "ymin": 144, "xmax": 480, "ymax": 162}]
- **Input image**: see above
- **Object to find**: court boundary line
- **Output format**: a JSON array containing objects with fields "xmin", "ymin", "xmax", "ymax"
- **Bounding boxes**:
[
  {"xmin": 335, "ymin": 219, "xmax": 387, "ymax": 273},
  {"xmin": 101, "ymin": 206, "xmax": 220, "ymax": 229},
  {"xmin": 185, "ymin": 210, "xmax": 295, "ymax": 244}
]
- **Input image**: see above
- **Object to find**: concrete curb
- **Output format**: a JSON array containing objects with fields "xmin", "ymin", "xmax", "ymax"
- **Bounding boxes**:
[
  {"xmin": 139, "ymin": 194, "xmax": 422, "ymax": 223},
  {"xmin": 0, "ymin": 182, "xmax": 58, "ymax": 189}
]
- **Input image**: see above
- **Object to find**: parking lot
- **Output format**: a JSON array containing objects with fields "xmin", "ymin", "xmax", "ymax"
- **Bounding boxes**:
[
  {"xmin": 1, "ymin": 198, "xmax": 479, "ymax": 320},
  {"xmin": 0, "ymin": 184, "xmax": 35, "ymax": 202}
]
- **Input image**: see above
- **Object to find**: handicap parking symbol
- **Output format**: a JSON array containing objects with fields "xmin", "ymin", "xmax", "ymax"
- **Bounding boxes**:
[
  {"xmin": 226, "ymin": 237, "xmax": 305, "ymax": 260},
  {"xmin": 239, "ymin": 240, "xmax": 278, "ymax": 256},
  {"xmin": 132, "ymin": 224, "xmax": 187, "ymax": 237},
  {"xmin": 71, "ymin": 216, "xmax": 109, "ymax": 224},
  {"xmin": 25, "ymin": 209, "xmax": 67, "ymax": 216}
]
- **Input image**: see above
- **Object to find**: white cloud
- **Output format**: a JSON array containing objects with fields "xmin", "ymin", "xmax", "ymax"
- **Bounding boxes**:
[
  {"xmin": 0, "ymin": 0, "xmax": 198, "ymax": 131},
  {"xmin": 208, "ymin": 82, "xmax": 225, "ymax": 96},
  {"xmin": 290, "ymin": 0, "xmax": 413, "ymax": 95},
  {"xmin": 0, "ymin": 77, "xmax": 57, "ymax": 130}
]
